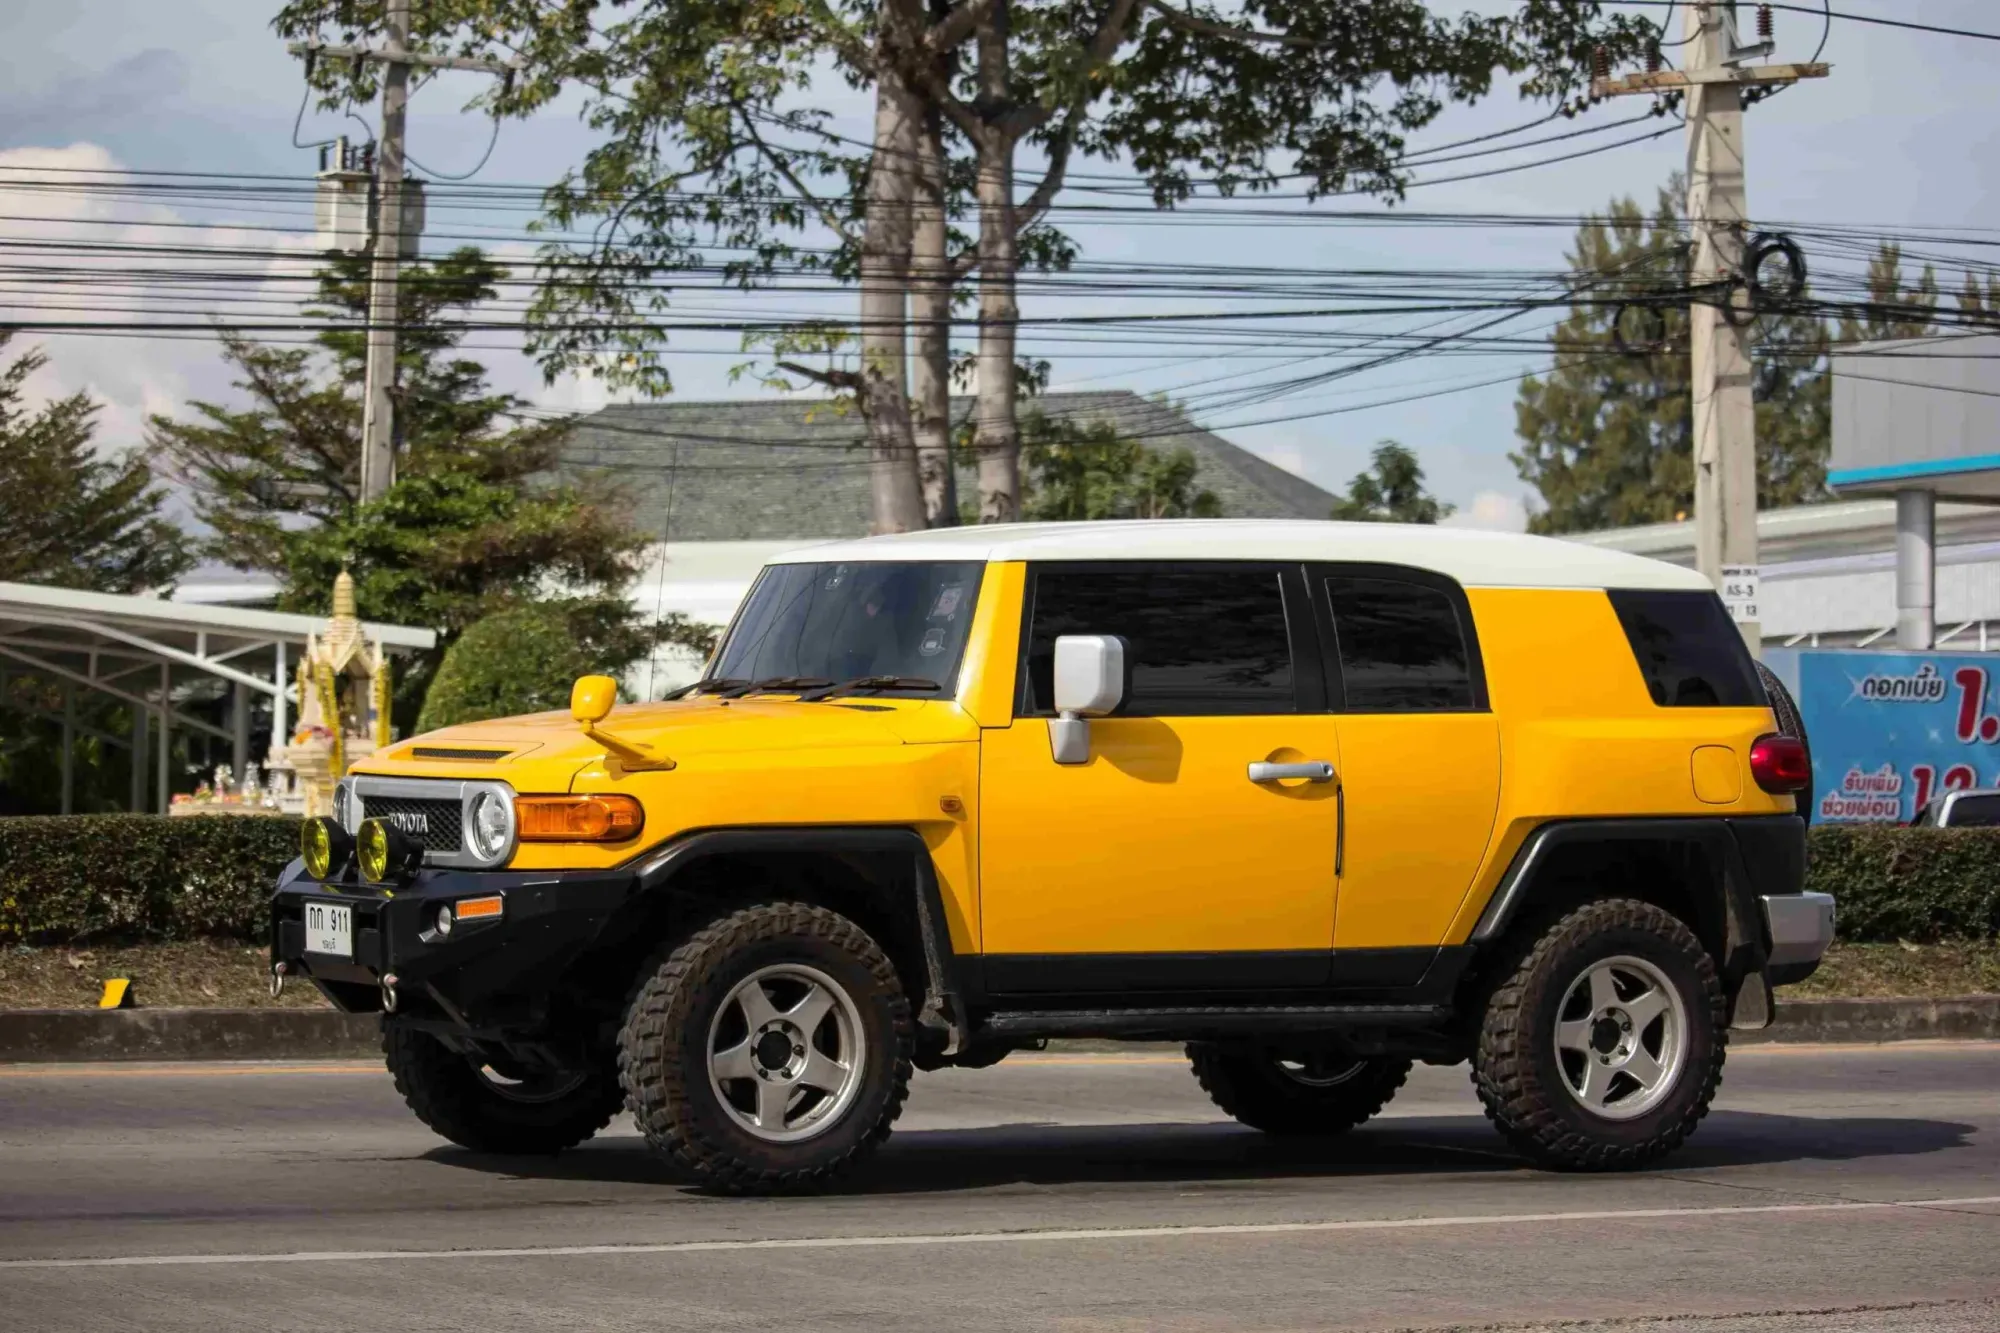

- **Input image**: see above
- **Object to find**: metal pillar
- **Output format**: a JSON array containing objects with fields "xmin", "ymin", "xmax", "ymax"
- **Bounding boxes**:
[
  {"xmin": 60, "ymin": 680, "xmax": 74, "ymax": 816},
  {"xmin": 129, "ymin": 701, "xmax": 147, "ymax": 813},
  {"xmin": 156, "ymin": 662, "xmax": 170, "ymax": 814},
  {"xmin": 272, "ymin": 640, "xmax": 289, "ymax": 764},
  {"xmin": 1895, "ymin": 488, "xmax": 1936, "ymax": 650},
  {"xmin": 232, "ymin": 679, "xmax": 251, "ymax": 778}
]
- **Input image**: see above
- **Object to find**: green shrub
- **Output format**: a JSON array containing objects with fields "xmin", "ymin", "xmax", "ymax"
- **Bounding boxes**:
[
  {"xmin": 1806, "ymin": 825, "xmax": 2000, "ymax": 943},
  {"xmin": 0, "ymin": 815, "xmax": 298, "ymax": 945}
]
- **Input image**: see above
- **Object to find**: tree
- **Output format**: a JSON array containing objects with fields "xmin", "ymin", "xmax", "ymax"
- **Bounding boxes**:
[
  {"xmin": 1838, "ymin": 242, "xmax": 1939, "ymax": 345},
  {"xmin": 150, "ymin": 249, "xmax": 669, "ymax": 728},
  {"xmin": 415, "ymin": 602, "xmax": 714, "ymax": 733},
  {"xmin": 0, "ymin": 334, "xmax": 193, "ymax": 593},
  {"xmin": 1511, "ymin": 181, "xmax": 1834, "ymax": 535},
  {"xmin": 273, "ymin": 1, "xmax": 1649, "ymax": 531},
  {"xmin": 1017, "ymin": 410, "xmax": 1219, "ymax": 520},
  {"xmin": 1330, "ymin": 441, "xmax": 1452, "ymax": 524}
]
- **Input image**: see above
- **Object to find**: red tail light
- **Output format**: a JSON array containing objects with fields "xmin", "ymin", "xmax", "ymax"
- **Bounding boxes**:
[{"xmin": 1749, "ymin": 734, "xmax": 1810, "ymax": 794}]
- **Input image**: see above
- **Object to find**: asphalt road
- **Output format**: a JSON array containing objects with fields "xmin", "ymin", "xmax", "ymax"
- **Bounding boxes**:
[{"xmin": 2, "ymin": 1042, "xmax": 1998, "ymax": 1332}]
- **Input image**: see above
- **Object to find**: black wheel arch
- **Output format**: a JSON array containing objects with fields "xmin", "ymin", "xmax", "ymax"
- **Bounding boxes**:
[
  {"xmin": 560, "ymin": 826, "xmax": 967, "ymax": 1060},
  {"xmin": 1467, "ymin": 817, "xmax": 1805, "ymax": 1028}
]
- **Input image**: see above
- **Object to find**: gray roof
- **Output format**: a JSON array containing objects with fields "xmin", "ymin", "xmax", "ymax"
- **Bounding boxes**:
[{"xmin": 559, "ymin": 390, "xmax": 1338, "ymax": 541}]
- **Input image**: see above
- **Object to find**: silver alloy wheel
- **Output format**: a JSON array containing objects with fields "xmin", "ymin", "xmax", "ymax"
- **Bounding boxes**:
[
  {"xmin": 1274, "ymin": 1054, "xmax": 1368, "ymax": 1088},
  {"xmin": 1553, "ymin": 954, "xmax": 1689, "ymax": 1121},
  {"xmin": 707, "ymin": 962, "xmax": 867, "ymax": 1144}
]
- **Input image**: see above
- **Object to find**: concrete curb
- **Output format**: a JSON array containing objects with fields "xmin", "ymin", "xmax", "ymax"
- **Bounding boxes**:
[{"xmin": 0, "ymin": 996, "xmax": 1995, "ymax": 1063}]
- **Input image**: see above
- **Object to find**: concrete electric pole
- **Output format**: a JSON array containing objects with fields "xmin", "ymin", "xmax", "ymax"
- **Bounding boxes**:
[
  {"xmin": 290, "ymin": 10, "xmax": 515, "ymax": 502},
  {"xmin": 1590, "ymin": 2, "xmax": 1827, "ymax": 654}
]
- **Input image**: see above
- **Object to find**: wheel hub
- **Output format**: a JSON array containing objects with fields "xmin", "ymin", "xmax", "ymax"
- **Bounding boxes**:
[
  {"xmin": 1553, "ymin": 954, "xmax": 1690, "ymax": 1121},
  {"xmin": 753, "ymin": 1023, "xmax": 807, "ymax": 1080},
  {"xmin": 1589, "ymin": 1011, "xmax": 1634, "ymax": 1061}
]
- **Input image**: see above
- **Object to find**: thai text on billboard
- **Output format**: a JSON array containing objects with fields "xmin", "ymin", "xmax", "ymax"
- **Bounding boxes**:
[{"xmin": 1797, "ymin": 650, "xmax": 2000, "ymax": 824}]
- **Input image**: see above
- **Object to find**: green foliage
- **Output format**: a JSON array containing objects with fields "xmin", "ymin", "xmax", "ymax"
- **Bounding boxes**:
[
  {"xmin": 1839, "ymin": 242, "xmax": 1940, "ymax": 344},
  {"xmin": 1511, "ymin": 180, "xmax": 1832, "ymax": 535},
  {"xmin": 1806, "ymin": 826, "xmax": 2000, "ymax": 944},
  {"xmin": 149, "ymin": 247, "xmax": 662, "ymax": 729},
  {"xmin": 1330, "ymin": 441, "xmax": 1452, "ymax": 524},
  {"xmin": 1017, "ymin": 410, "xmax": 1220, "ymax": 521},
  {"xmin": 416, "ymin": 602, "xmax": 718, "ymax": 734},
  {"xmin": 0, "ymin": 333, "xmax": 193, "ymax": 593},
  {"xmin": 0, "ymin": 815, "xmax": 300, "ymax": 945}
]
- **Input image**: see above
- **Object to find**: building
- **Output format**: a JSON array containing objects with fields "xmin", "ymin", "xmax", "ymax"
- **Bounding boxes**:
[{"xmin": 559, "ymin": 391, "xmax": 1343, "ymax": 691}]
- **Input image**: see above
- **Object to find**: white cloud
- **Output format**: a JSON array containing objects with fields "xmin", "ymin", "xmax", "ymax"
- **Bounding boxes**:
[{"xmin": 1442, "ymin": 490, "xmax": 1529, "ymax": 533}]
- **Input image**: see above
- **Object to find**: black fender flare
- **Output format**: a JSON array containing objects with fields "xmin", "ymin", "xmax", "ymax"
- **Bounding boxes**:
[
  {"xmin": 1469, "ymin": 817, "xmax": 1798, "ymax": 1026},
  {"xmin": 623, "ymin": 826, "xmax": 967, "ymax": 1051}
]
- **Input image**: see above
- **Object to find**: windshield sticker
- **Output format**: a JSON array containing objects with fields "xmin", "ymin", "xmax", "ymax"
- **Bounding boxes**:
[
  {"xmin": 930, "ymin": 584, "xmax": 965, "ymax": 620},
  {"xmin": 918, "ymin": 627, "xmax": 948, "ymax": 657}
]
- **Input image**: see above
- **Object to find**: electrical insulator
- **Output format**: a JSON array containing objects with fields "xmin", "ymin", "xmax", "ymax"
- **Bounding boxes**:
[
  {"xmin": 1757, "ymin": 4, "xmax": 1774, "ymax": 41},
  {"xmin": 1592, "ymin": 45, "xmax": 1610, "ymax": 82},
  {"xmin": 1646, "ymin": 45, "xmax": 1662, "ymax": 74}
]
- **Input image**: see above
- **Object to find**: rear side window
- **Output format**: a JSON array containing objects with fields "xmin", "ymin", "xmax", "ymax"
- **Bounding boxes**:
[
  {"xmin": 1024, "ymin": 565, "xmax": 1296, "ymax": 716},
  {"xmin": 1323, "ymin": 576, "xmax": 1478, "ymax": 712},
  {"xmin": 1608, "ymin": 590, "xmax": 1762, "ymax": 707}
]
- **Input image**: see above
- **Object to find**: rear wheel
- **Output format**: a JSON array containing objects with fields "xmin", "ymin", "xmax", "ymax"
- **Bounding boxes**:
[
  {"xmin": 383, "ymin": 1023, "xmax": 624, "ymax": 1155},
  {"xmin": 619, "ymin": 902, "xmax": 914, "ymax": 1194},
  {"xmin": 1188, "ymin": 1043, "xmax": 1411, "ymax": 1136},
  {"xmin": 1473, "ymin": 898, "xmax": 1725, "ymax": 1171}
]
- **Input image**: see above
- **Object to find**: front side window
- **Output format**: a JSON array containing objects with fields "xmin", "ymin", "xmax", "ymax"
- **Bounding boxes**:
[
  {"xmin": 1323, "ymin": 575, "xmax": 1478, "ymax": 712},
  {"xmin": 713, "ymin": 561, "xmax": 984, "ymax": 690},
  {"xmin": 1608, "ymin": 589, "xmax": 1762, "ymax": 708},
  {"xmin": 1023, "ymin": 565, "xmax": 1297, "ymax": 716}
]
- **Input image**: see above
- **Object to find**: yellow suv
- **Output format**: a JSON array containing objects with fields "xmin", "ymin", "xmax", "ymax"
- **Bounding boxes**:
[{"xmin": 272, "ymin": 520, "xmax": 1831, "ymax": 1191}]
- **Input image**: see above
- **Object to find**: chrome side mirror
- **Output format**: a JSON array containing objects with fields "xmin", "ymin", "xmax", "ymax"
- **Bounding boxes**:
[{"xmin": 1048, "ymin": 634, "xmax": 1128, "ymax": 764}]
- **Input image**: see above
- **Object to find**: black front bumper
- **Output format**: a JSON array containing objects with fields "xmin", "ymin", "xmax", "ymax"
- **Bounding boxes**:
[{"xmin": 270, "ymin": 858, "xmax": 634, "ymax": 1033}]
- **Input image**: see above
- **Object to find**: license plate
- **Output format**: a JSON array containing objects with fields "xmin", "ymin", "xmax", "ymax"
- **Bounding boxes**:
[{"xmin": 304, "ymin": 901, "xmax": 353, "ymax": 958}]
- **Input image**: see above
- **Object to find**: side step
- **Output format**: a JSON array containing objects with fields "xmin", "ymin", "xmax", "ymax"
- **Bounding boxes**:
[{"xmin": 977, "ymin": 1004, "xmax": 1452, "ymax": 1043}]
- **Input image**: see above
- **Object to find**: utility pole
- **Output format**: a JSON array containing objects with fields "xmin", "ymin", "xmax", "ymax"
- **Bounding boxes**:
[
  {"xmin": 1590, "ymin": 2, "xmax": 1827, "ymax": 654},
  {"xmin": 290, "ymin": 14, "xmax": 515, "ymax": 502}
]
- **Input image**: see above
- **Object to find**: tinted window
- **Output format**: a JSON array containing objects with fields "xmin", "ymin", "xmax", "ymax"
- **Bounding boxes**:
[
  {"xmin": 1946, "ymin": 794, "xmax": 2000, "ymax": 827},
  {"xmin": 714, "ymin": 561, "xmax": 983, "ymax": 689},
  {"xmin": 1608, "ymin": 590, "xmax": 1762, "ymax": 707},
  {"xmin": 1324, "ymin": 576, "xmax": 1476, "ymax": 712},
  {"xmin": 1025, "ymin": 566, "xmax": 1295, "ymax": 716}
]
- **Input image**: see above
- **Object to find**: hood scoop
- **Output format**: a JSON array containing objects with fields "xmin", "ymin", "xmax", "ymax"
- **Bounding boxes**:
[{"xmin": 409, "ymin": 746, "xmax": 512, "ymax": 762}]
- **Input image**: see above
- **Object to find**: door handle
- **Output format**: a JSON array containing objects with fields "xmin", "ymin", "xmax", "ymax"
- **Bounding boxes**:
[{"xmin": 1247, "ymin": 760, "xmax": 1336, "ymax": 784}]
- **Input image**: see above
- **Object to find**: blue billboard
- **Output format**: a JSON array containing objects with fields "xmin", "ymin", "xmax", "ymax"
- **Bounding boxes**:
[{"xmin": 1795, "ymin": 649, "xmax": 2000, "ymax": 824}]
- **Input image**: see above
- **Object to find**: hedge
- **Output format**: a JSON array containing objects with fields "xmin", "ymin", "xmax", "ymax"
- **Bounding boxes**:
[
  {"xmin": 0, "ymin": 815, "xmax": 299, "ymax": 945},
  {"xmin": 1805, "ymin": 825, "xmax": 2000, "ymax": 943},
  {"xmin": 1, "ymin": 816, "xmax": 1997, "ymax": 947}
]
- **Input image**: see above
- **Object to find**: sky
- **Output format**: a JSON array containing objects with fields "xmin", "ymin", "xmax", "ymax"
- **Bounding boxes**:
[{"xmin": 4, "ymin": 0, "xmax": 2000, "ymax": 535}]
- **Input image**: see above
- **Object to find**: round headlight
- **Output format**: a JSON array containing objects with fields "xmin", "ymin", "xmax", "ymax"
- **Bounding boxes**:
[
  {"xmin": 302, "ymin": 818, "xmax": 332, "ymax": 879},
  {"xmin": 358, "ymin": 819, "xmax": 391, "ymax": 882},
  {"xmin": 332, "ymin": 780, "xmax": 355, "ymax": 830},
  {"xmin": 467, "ymin": 790, "xmax": 513, "ymax": 864}
]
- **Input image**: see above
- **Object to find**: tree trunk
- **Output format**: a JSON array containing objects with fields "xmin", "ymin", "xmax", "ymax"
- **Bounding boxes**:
[
  {"xmin": 972, "ymin": 1, "xmax": 1021, "ymax": 523},
  {"xmin": 911, "ymin": 103, "xmax": 957, "ymax": 527},
  {"xmin": 859, "ymin": 55, "xmax": 926, "ymax": 534}
]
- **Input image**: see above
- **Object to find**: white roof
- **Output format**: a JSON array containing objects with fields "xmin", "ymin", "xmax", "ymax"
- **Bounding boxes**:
[
  {"xmin": 769, "ymin": 520, "xmax": 1710, "ymax": 592},
  {"xmin": 0, "ymin": 580, "xmax": 437, "ymax": 648}
]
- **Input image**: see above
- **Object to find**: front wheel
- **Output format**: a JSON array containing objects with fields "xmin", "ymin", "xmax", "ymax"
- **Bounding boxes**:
[
  {"xmin": 619, "ymin": 902, "xmax": 914, "ymax": 1194},
  {"xmin": 383, "ymin": 1023, "xmax": 625, "ymax": 1155},
  {"xmin": 1188, "ymin": 1043, "xmax": 1411, "ymax": 1136},
  {"xmin": 1473, "ymin": 898, "xmax": 1725, "ymax": 1171}
]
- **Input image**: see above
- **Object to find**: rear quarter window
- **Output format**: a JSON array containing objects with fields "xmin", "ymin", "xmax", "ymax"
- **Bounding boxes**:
[{"xmin": 1607, "ymin": 589, "xmax": 1763, "ymax": 708}]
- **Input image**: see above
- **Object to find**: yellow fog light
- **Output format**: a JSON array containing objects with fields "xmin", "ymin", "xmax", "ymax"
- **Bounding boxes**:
[
  {"xmin": 301, "ymin": 817, "xmax": 354, "ymax": 880},
  {"xmin": 357, "ymin": 818, "xmax": 423, "ymax": 883}
]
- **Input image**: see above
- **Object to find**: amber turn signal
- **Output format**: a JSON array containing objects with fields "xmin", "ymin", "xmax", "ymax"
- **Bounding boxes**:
[{"xmin": 514, "ymin": 794, "xmax": 644, "ymax": 842}]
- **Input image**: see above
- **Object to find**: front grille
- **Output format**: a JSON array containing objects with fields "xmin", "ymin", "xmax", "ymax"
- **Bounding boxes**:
[{"xmin": 360, "ymin": 795, "xmax": 462, "ymax": 854}]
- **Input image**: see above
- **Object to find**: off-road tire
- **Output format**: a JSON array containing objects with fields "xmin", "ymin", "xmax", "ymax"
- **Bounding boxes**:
[
  {"xmin": 1473, "ymin": 898, "xmax": 1726, "ymax": 1171},
  {"xmin": 383, "ymin": 1022, "xmax": 624, "ymax": 1154},
  {"xmin": 619, "ymin": 901, "xmax": 914, "ymax": 1194},
  {"xmin": 1756, "ymin": 660, "xmax": 1813, "ymax": 814},
  {"xmin": 1187, "ymin": 1044, "xmax": 1411, "ymax": 1136}
]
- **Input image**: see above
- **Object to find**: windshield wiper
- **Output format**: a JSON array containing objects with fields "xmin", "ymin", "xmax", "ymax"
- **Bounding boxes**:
[
  {"xmin": 662, "ymin": 677, "xmax": 750, "ymax": 700},
  {"xmin": 720, "ymin": 676, "xmax": 835, "ymax": 698},
  {"xmin": 798, "ymin": 675, "xmax": 943, "ymax": 702}
]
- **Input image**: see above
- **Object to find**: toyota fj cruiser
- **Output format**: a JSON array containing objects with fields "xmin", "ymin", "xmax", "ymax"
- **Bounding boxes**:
[{"xmin": 272, "ymin": 520, "xmax": 1832, "ymax": 1192}]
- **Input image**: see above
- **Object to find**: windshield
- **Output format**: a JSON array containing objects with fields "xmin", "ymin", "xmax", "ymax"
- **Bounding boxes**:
[{"xmin": 710, "ymin": 561, "xmax": 985, "ymax": 693}]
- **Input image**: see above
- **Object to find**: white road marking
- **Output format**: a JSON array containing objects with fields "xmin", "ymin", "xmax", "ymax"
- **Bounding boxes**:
[{"xmin": 7, "ymin": 1195, "xmax": 1999, "ymax": 1270}]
